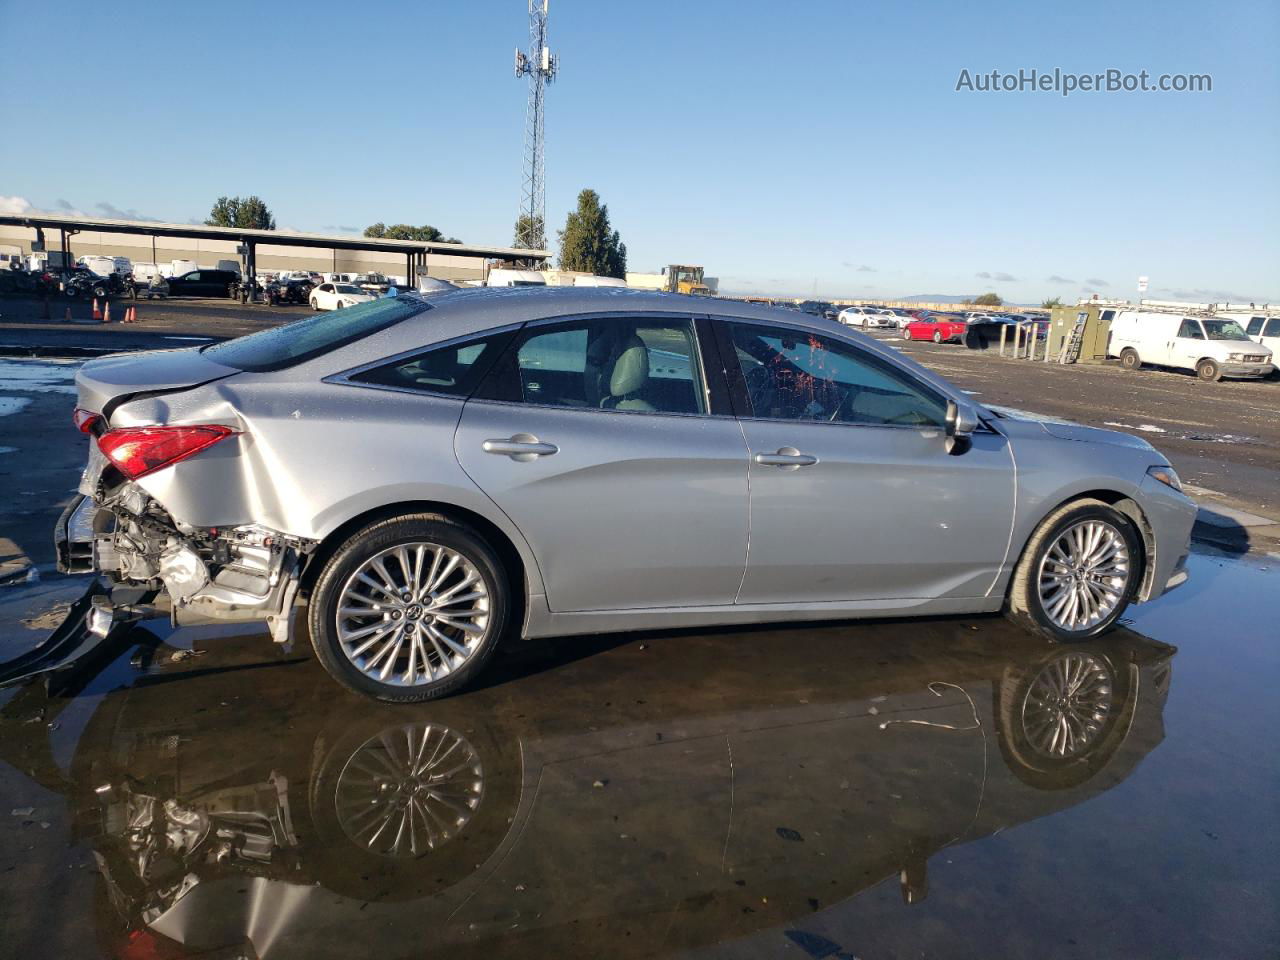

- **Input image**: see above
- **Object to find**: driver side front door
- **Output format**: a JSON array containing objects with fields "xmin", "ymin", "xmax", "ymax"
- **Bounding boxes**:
[{"xmin": 720, "ymin": 319, "xmax": 1016, "ymax": 605}]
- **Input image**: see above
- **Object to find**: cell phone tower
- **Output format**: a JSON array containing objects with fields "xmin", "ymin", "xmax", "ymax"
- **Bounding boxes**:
[{"xmin": 513, "ymin": 0, "xmax": 557, "ymax": 257}]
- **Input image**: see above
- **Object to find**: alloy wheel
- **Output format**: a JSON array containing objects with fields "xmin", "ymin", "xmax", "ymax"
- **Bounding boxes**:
[
  {"xmin": 333, "ymin": 722, "xmax": 484, "ymax": 857},
  {"xmin": 1037, "ymin": 519, "xmax": 1131, "ymax": 631},
  {"xmin": 336, "ymin": 543, "xmax": 491, "ymax": 687},
  {"xmin": 1019, "ymin": 652, "xmax": 1114, "ymax": 758}
]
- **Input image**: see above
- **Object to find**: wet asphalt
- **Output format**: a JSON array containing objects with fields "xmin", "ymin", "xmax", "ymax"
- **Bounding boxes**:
[
  {"xmin": 0, "ymin": 334, "xmax": 1277, "ymax": 958},
  {"xmin": 0, "ymin": 550, "xmax": 1276, "ymax": 959}
]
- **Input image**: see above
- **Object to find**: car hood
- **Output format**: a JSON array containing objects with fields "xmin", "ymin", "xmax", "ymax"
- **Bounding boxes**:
[
  {"xmin": 77, "ymin": 347, "xmax": 240, "ymax": 417},
  {"xmin": 990, "ymin": 406, "xmax": 1158, "ymax": 452}
]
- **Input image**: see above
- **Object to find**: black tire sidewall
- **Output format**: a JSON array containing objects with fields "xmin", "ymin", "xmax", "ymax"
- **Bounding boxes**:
[
  {"xmin": 1197, "ymin": 359, "xmax": 1219, "ymax": 381},
  {"xmin": 1020, "ymin": 504, "xmax": 1142, "ymax": 642},
  {"xmin": 1121, "ymin": 349, "xmax": 1139, "ymax": 369},
  {"xmin": 308, "ymin": 516, "xmax": 510, "ymax": 702}
]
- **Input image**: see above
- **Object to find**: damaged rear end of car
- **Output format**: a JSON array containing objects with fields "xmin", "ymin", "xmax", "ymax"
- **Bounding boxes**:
[{"xmin": 58, "ymin": 347, "xmax": 317, "ymax": 645}]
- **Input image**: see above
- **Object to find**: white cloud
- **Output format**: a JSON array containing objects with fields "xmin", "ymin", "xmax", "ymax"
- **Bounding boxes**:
[{"xmin": 0, "ymin": 195, "xmax": 34, "ymax": 215}]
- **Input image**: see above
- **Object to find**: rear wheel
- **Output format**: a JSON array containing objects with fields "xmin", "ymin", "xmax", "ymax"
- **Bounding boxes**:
[
  {"xmin": 1006, "ymin": 499, "xmax": 1142, "ymax": 643},
  {"xmin": 1196, "ymin": 358, "xmax": 1222, "ymax": 382},
  {"xmin": 1120, "ymin": 348, "xmax": 1142, "ymax": 370},
  {"xmin": 308, "ymin": 514, "xmax": 510, "ymax": 703}
]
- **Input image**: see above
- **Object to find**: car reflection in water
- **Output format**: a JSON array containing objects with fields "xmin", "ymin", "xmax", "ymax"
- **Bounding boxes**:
[{"xmin": 0, "ymin": 615, "xmax": 1173, "ymax": 959}]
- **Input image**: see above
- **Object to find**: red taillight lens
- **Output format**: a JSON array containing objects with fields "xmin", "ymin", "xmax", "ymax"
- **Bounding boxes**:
[
  {"xmin": 97, "ymin": 425, "xmax": 235, "ymax": 480},
  {"xmin": 72, "ymin": 408, "xmax": 101, "ymax": 434}
]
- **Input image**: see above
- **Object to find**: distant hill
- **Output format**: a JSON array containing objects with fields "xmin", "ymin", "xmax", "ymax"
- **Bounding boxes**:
[{"xmin": 898, "ymin": 294, "xmax": 978, "ymax": 304}]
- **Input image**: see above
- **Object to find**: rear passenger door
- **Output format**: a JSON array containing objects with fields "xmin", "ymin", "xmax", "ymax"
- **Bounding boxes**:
[{"xmin": 454, "ymin": 314, "xmax": 750, "ymax": 613}]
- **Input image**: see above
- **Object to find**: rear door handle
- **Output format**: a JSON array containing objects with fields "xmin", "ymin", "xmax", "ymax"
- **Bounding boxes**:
[
  {"xmin": 482, "ymin": 433, "xmax": 559, "ymax": 461},
  {"xmin": 754, "ymin": 447, "xmax": 818, "ymax": 468}
]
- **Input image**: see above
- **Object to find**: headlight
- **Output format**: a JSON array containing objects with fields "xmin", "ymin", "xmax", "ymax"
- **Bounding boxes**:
[
  {"xmin": 1227, "ymin": 352, "xmax": 1243, "ymax": 361},
  {"xmin": 1147, "ymin": 464, "xmax": 1183, "ymax": 493}
]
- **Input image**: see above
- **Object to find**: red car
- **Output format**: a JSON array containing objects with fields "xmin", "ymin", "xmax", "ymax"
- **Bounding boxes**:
[{"xmin": 902, "ymin": 314, "xmax": 967, "ymax": 343}]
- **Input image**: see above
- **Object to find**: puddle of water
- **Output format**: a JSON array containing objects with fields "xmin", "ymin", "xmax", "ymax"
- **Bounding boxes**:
[
  {"xmin": 0, "ymin": 551, "xmax": 1275, "ymax": 958},
  {"xmin": 0, "ymin": 397, "xmax": 32, "ymax": 417}
]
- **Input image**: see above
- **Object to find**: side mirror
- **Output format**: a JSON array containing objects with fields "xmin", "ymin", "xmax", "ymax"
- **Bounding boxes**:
[{"xmin": 945, "ymin": 399, "xmax": 980, "ymax": 455}]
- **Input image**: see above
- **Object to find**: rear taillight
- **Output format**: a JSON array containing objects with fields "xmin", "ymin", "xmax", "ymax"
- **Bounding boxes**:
[
  {"xmin": 72, "ymin": 408, "xmax": 101, "ymax": 434},
  {"xmin": 97, "ymin": 425, "xmax": 235, "ymax": 480}
]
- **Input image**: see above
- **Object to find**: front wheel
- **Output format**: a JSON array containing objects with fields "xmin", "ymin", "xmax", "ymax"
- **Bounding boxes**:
[
  {"xmin": 902, "ymin": 328, "xmax": 913, "ymax": 341},
  {"xmin": 307, "ymin": 514, "xmax": 511, "ymax": 702},
  {"xmin": 1196, "ymin": 358, "xmax": 1222, "ymax": 382},
  {"xmin": 1006, "ymin": 499, "xmax": 1143, "ymax": 643},
  {"xmin": 932, "ymin": 330, "xmax": 943, "ymax": 344}
]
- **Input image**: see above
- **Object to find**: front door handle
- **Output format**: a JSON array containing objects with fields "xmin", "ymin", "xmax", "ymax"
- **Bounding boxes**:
[
  {"xmin": 482, "ymin": 433, "xmax": 559, "ymax": 461},
  {"xmin": 754, "ymin": 447, "xmax": 818, "ymax": 468}
]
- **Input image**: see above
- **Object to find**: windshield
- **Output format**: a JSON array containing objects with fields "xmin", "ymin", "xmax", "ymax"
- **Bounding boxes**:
[
  {"xmin": 203, "ymin": 296, "xmax": 429, "ymax": 372},
  {"xmin": 1201, "ymin": 319, "xmax": 1248, "ymax": 341}
]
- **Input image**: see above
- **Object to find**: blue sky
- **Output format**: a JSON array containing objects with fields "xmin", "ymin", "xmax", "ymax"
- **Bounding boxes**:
[{"xmin": 1, "ymin": 0, "xmax": 1276, "ymax": 303}]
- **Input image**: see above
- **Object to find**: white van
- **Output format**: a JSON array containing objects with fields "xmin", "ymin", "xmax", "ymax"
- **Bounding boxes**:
[
  {"xmin": 486, "ymin": 268, "xmax": 547, "ymax": 287},
  {"xmin": 166, "ymin": 259, "xmax": 198, "ymax": 278},
  {"xmin": 1218, "ymin": 311, "xmax": 1280, "ymax": 361},
  {"xmin": 215, "ymin": 259, "xmax": 242, "ymax": 275},
  {"xmin": 78, "ymin": 255, "xmax": 131, "ymax": 276},
  {"xmin": 131, "ymin": 262, "xmax": 162, "ymax": 283},
  {"xmin": 1109, "ymin": 310, "xmax": 1274, "ymax": 381}
]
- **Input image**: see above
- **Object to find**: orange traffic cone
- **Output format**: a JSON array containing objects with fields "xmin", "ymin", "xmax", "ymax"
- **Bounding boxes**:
[
  {"xmin": 91, "ymin": 297, "xmax": 102, "ymax": 321},
  {"xmin": 126, "ymin": 306, "xmax": 136, "ymax": 323},
  {"xmin": 103, "ymin": 302, "xmax": 112, "ymax": 324}
]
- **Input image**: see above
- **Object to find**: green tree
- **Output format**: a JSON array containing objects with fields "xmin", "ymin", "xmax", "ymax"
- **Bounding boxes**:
[
  {"xmin": 364, "ymin": 222, "xmax": 460, "ymax": 243},
  {"xmin": 971, "ymin": 292, "xmax": 1002, "ymax": 306},
  {"xmin": 557, "ymin": 189, "xmax": 627, "ymax": 278},
  {"xmin": 206, "ymin": 196, "xmax": 276, "ymax": 230},
  {"xmin": 1041, "ymin": 296, "xmax": 1063, "ymax": 309}
]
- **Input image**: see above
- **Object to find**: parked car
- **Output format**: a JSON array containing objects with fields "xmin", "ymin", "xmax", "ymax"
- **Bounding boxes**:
[
  {"xmin": 1108, "ymin": 310, "xmax": 1274, "ymax": 381},
  {"xmin": 57, "ymin": 289, "xmax": 1196, "ymax": 702},
  {"xmin": 903, "ymin": 313, "xmax": 968, "ymax": 343},
  {"xmin": 798, "ymin": 299, "xmax": 837, "ymax": 321},
  {"xmin": 839, "ymin": 306, "xmax": 896, "ymax": 328},
  {"xmin": 309, "ymin": 282, "xmax": 376, "ymax": 310},
  {"xmin": 167, "ymin": 269, "xmax": 240, "ymax": 298}
]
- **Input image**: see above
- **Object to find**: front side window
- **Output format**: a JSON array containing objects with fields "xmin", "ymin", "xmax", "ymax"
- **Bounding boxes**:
[
  {"xmin": 729, "ymin": 322, "xmax": 946, "ymax": 427},
  {"xmin": 1264, "ymin": 319, "xmax": 1280, "ymax": 338},
  {"xmin": 1246, "ymin": 317, "xmax": 1264, "ymax": 336},
  {"xmin": 1178, "ymin": 319, "xmax": 1204, "ymax": 339},
  {"xmin": 488, "ymin": 317, "xmax": 706, "ymax": 415},
  {"xmin": 349, "ymin": 331, "xmax": 512, "ymax": 396}
]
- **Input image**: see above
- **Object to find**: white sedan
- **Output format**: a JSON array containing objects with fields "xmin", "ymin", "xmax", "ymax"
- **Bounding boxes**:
[
  {"xmin": 838, "ymin": 306, "xmax": 898, "ymax": 328},
  {"xmin": 310, "ymin": 283, "xmax": 376, "ymax": 311}
]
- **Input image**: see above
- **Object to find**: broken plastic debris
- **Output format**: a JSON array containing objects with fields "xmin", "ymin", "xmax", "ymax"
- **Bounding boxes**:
[{"xmin": 11, "ymin": 807, "xmax": 34, "ymax": 817}]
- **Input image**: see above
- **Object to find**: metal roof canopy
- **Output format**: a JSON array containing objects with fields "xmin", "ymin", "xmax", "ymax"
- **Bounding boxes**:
[{"xmin": 0, "ymin": 212, "xmax": 551, "ymax": 261}]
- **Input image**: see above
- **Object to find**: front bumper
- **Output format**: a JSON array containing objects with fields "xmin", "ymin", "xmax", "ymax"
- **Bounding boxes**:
[{"xmin": 1220, "ymin": 362, "xmax": 1274, "ymax": 378}]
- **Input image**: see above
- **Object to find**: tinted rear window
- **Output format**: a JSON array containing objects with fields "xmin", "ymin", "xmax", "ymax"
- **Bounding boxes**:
[{"xmin": 204, "ymin": 296, "xmax": 429, "ymax": 372}]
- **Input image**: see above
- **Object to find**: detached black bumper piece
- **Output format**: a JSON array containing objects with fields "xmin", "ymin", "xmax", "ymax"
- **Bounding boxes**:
[{"xmin": 0, "ymin": 581, "xmax": 122, "ymax": 688}]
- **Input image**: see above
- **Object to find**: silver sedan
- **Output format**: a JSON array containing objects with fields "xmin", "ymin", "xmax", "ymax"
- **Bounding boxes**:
[{"xmin": 59, "ymin": 288, "xmax": 1197, "ymax": 701}]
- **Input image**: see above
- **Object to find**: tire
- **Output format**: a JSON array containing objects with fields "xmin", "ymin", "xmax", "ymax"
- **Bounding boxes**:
[
  {"xmin": 310, "ymin": 298, "xmax": 319, "ymax": 310},
  {"xmin": 902, "ymin": 328, "xmax": 913, "ymax": 341},
  {"xmin": 307, "ymin": 513, "xmax": 511, "ymax": 703},
  {"xmin": 1120, "ymin": 348, "xmax": 1142, "ymax": 370},
  {"xmin": 92, "ymin": 284, "xmax": 108, "ymax": 299},
  {"xmin": 64, "ymin": 286, "xmax": 78, "ymax": 299},
  {"xmin": 1005, "ymin": 498, "xmax": 1143, "ymax": 643},
  {"xmin": 335, "ymin": 300, "xmax": 344, "ymax": 309},
  {"xmin": 993, "ymin": 646, "xmax": 1138, "ymax": 790},
  {"xmin": 1196, "ymin": 358, "xmax": 1222, "ymax": 382},
  {"xmin": 302, "ymin": 711, "xmax": 520, "ymax": 899},
  {"xmin": 932, "ymin": 330, "xmax": 943, "ymax": 344}
]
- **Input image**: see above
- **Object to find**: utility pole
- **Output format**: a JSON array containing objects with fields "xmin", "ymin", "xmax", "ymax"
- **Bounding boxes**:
[{"xmin": 513, "ymin": 0, "xmax": 557, "ymax": 261}]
